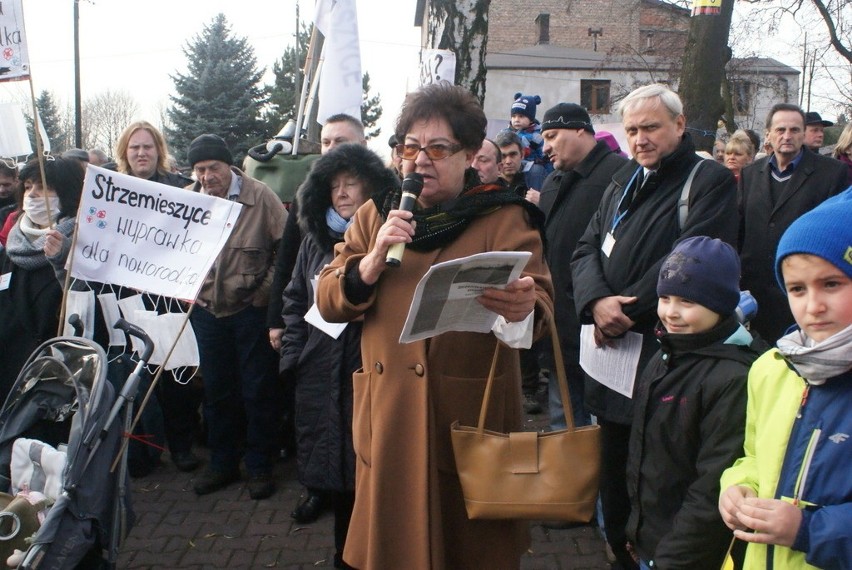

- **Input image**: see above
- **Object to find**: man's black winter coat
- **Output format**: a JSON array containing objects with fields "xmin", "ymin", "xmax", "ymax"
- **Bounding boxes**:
[{"xmin": 571, "ymin": 134, "xmax": 738, "ymax": 424}]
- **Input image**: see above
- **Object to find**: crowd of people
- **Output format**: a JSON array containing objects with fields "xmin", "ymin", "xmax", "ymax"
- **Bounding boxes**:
[{"xmin": 0, "ymin": 80, "xmax": 849, "ymax": 570}]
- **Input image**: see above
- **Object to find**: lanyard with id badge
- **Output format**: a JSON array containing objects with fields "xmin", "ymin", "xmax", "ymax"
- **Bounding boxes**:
[{"xmin": 602, "ymin": 166, "xmax": 644, "ymax": 258}]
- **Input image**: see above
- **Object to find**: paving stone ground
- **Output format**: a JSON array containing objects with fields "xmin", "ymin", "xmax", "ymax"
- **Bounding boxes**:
[{"xmin": 118, "ymin": 412, "xmax": 611, "ymax": 569}]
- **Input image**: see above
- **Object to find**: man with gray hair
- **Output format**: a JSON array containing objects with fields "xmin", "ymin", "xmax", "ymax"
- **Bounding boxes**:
[
  {"xmin": 87, "ymin": 148, "xmax": 109, "ymax": 166},
  {"xmin": 187, "ymin": 134, "xmax": 287, "ymax": 501},
  {"xmin": 571, "ymin": 83, "xmax": 737, "ymax": 569}
]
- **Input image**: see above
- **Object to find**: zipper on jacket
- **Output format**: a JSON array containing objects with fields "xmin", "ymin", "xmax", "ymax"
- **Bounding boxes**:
[
  {"xmin": 793, "ymin": 428, "xmax": 821, "ymax": 506},
  {"xmin": 768, "ymin": 380, "xmax": 809, "ymax": 570}
]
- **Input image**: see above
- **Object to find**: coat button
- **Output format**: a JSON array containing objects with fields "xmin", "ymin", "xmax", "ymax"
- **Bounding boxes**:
[
  {"xmin": 414, "ymin": 364, "xmax": 425, "ymax": 376},
  {"xmin": 375, "ymin": 362, "xmax": 384, "ymax": 374}
]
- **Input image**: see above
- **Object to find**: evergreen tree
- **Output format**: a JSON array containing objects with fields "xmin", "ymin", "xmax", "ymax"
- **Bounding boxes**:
[
  {"xmin": 264, "ymin": 24, "xmax": 383, "ymax": 141},
  {"xmin": 167, "ymin": 14, "xmax": 267, "ymax": 164},
  {"xmin": 361, "ymin": 72, "xmax": 382, "ymax": 140},
  {"xmin": 32, "ymin": 90, "xmax": 66, "ymax": 154},
  {"xmin": 262, "ymin": 22, "xmax": 310, "ymax": 137}
]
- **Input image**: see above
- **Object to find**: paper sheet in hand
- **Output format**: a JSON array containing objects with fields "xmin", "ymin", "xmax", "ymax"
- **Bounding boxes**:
[
  {"xmin": 399, "ymin": 251, "xmax": 531, "ymax": 343},
  {"xmin": 579, "ymin": 324, "xmax": 642, "ymax": 398},
  {"xmin": 304, "ymin": 277, "xmax": 348, "ymax": 339}
]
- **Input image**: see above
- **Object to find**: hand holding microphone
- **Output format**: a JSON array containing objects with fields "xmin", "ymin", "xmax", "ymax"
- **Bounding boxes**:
[{"xmin": 385, "ymin": 173, "xmax": 424, "ymax": 267}]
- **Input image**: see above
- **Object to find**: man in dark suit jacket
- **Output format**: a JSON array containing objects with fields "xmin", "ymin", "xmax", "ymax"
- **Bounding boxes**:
[
  {"xmin": 538, "ymin": 103, "xmax": 627, "ymax": 430},
  {"xmin": 571, "ymin": 84, "xmax": 737, "ymax": 569},
  {"xmin": 739, "ymin": 103, "xmax": 848, "ymax": 343}
]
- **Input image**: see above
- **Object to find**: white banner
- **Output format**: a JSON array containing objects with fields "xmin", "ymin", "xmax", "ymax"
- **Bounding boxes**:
[
  {"xmin": 314, "ymin": 0, "xmax": 362, "ymax": 124},
  {"xmin": 71, "ymin": 166, "xmax": 242, "ymax": 301},
  {"xmin": 420, "ymin": 49, "xmax": 456, "ymax": 86},
  {"xmin": 0, "ymin": 0, "xmax": 30, "ymax": 82},
  {"xmin": 0, "ymin": 103, "xmax": 31, "ymax": 156}
]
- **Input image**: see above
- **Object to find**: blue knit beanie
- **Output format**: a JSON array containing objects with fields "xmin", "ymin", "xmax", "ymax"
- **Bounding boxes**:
[
  {"xmin": 775, "ymin": 188, "xmax": 852, "ymax": 288},
  {"xmin": 510, "ymin": 93, "xmax": 541, "ymax": 122},
  {"xmin": 657, "ymin": 236, "xmax": 741, "ymax": 316}
]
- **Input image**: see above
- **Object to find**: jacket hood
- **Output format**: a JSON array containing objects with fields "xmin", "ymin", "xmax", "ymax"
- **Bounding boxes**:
[
  {"xmin": 296, "ymin": 143, "xmax": 400, "ymax": 251},
  {"xmin": 656, "ymin": 314, "xmax": 769, "ymax": 367}
]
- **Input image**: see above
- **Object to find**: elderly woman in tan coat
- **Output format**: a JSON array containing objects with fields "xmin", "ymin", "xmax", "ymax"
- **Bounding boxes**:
[{"xmin": 317, "ymin": 83, "xmax": 553, "ymax": 569}]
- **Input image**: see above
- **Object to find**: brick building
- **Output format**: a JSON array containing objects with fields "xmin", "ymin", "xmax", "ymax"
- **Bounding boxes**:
[
  {"xmin": 487, "ymin": 0, "xmax": 689, "ymax": 56},
  {"xmin": 414, "ymin": 0, "xmax": 799, "ymax": 134}
]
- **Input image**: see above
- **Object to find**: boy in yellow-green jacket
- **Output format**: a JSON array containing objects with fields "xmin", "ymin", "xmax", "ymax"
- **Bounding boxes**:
[{"xmin": 719, "ymin": 189, "xmax": 852, "ymax": 569}]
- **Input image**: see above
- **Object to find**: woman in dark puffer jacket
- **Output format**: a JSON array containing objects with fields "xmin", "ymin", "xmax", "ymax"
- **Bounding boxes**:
[{"xmin": 279, "ymin": 143, "xmax": 399, "ymax": 569}]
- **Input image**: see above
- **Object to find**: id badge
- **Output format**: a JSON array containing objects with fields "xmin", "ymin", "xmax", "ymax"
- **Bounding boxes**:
[
  {"xmin": 0, "ymin": 272, "xmax": 10, "ymax": 291},
  {"xmin": 602, "ymin": 232, "xmax": 616, "ymax": 258}
]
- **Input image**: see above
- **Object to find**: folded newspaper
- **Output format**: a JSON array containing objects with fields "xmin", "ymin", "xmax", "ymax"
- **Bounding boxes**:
[{"xmin": 399, "ymin": 251, "xmax": 531, "ymax": 343}]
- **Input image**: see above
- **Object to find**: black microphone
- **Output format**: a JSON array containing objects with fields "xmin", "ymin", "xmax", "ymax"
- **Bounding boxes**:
[{"xmin": 385, "ymin": 172, "xmax": 424, "ymax": 267}]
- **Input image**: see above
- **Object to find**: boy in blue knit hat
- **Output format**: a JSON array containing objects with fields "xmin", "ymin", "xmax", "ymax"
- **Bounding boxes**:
[
  {"xmin": 506, "ymin": 93, "xmax": 551, "ymax": 195},
  {"xmin": 627, "ymin": 236, "xmax": 767, "ymax": 569},
  {"xmin": 719, "ymin": 189, "xmax": 852, "ymax": 569}
]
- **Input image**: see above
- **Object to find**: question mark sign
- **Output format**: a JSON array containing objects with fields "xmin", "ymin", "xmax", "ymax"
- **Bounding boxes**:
[{"xmin": 433, "ymin": 54, "xmax": 443, "ymax": 82}]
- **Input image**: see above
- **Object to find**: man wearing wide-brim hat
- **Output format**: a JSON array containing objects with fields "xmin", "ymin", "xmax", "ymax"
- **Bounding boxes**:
[{"xmin": 804, "ymin": 111, "xmax": 833, "ymax": 152}]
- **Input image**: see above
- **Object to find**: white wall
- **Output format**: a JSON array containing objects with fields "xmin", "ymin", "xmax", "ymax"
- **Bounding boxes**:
[{"xmin": 483, "ymin": 68, "xmax": 799, "ymax": 138}]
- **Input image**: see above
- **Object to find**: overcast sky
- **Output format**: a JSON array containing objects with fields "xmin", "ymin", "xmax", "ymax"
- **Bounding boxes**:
[
  {"xmin": 2, "ymin": 0, "xmax": 423, "ymax": 157},
  {"xmin": 1, "ymin": 0, "xmax": 846, "ymax": 158}
]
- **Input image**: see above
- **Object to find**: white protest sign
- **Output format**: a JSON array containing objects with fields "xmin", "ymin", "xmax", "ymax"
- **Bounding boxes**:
[
  {"xmin": 420, "ymin": 49, "xmax": 455, "ymax": 86},
  {"xmin": 0, "ymin": 0, "xmax": 30, "ymax": 82},
  {"xmin": 0, "ymin": 103, "xmax": 31, "ymax": 156},
  {"xmin": 71, "ymin": 166, "xmax": 242, "ymax": 301}
]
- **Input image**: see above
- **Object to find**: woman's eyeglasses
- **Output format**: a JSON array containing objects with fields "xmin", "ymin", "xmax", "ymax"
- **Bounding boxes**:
[{"xmin": 395, "ymin": 143, "xmax": 462, "ymax": 161}]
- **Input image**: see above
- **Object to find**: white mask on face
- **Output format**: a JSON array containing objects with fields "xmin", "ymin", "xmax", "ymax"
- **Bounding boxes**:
[{"xmin": 23, "ymin": 195, "xmax": 60, "ymax": 227}]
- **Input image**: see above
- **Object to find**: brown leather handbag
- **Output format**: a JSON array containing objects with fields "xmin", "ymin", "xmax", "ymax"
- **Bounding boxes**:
[{"xmin": 451, "ymin": 318, "xmax": 601, "ymax": 521}]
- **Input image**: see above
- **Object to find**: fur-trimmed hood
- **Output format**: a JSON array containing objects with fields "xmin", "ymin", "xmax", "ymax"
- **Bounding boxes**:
[{"xmin": 296, "ymin": 143, "xmax": 400, "ymax": 252}]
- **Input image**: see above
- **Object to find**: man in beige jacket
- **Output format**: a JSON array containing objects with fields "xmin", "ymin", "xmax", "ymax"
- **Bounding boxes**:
[{"xmin": 186, "ymin": 134, "xmax": 287, "ymax": 500}]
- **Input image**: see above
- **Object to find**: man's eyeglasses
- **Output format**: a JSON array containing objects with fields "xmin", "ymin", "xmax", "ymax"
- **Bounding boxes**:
[{"xmin": 396, "ymin": 143, "xmax": 463, "ymax": 161}]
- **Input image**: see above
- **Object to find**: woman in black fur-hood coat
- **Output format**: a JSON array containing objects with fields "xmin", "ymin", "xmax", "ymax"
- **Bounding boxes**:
[{"xmin": 279, "ymin": 143, "xmax": 398, "ymax": 565}]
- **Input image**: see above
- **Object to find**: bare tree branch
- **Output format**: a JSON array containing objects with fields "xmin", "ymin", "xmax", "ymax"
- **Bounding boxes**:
[
  {"xmin": 809, "ymin": 0, "xmax": 852, "ymax": 63},
  {"xmin": 83, "ymin": 90, "xmax": 139, "ymax": 153}
]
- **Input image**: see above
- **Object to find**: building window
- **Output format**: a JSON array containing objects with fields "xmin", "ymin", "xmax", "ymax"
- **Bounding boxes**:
[
  {"xmin": 581, "ymin": 80, "xmax": 611, "ymax": 114},
  {"xmin": 732, "ymin": 80, "xmax": 752, "ymax": 114},
  {"xmin": 536, "ymin": 13, "xmax": 550, "ymax": 45},
  {"xmin": 644, "ymin": 32, "xmax": 655, "ymax": 53}
]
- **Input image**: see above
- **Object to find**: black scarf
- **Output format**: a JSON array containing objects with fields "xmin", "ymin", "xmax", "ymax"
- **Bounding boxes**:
[{"xmin": 372, "ymin": 168, "xmax": 545, "ymax": 252}]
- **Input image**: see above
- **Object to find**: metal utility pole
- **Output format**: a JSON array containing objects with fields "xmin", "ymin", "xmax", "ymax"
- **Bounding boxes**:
[
  {"xmin": 294, "ymin": 1, "xmax": 300, "ymax": 107},
  {"xmin": 73, "ymin": 0, "xmax": 82, "ymax": 148}
]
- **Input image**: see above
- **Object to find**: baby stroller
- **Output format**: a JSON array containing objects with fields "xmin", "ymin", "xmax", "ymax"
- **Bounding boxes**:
[{"xmin": 0, "ymin": 317, "xmax": 153, "ymax": 569}]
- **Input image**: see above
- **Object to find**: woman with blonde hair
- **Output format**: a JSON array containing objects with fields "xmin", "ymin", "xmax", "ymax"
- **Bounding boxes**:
[
  {"xmin": 832, "ymin": 122, "xmax": 852, "ymax": 186},
  {"xmin": 724, "ymin": 130, "xmax": 755, "ymax": 181},
  {"xmin": 115, "ymin": 121, "xmax": 191, "ymax": 186}
]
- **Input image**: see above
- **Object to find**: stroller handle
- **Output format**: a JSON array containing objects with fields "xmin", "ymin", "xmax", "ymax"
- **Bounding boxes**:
[
  {"xmin": 113, "ymin": 318, "xmax": 154, "ymax": 363},
  {"xmin": 68, "ymin": 313, "xmax": 84, "ymax": 336}
]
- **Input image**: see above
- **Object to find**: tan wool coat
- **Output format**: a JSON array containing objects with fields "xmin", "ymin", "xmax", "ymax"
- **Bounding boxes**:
[{"xmin": 317, "ymin": 200, "xmax": 553, "ymax": 570}]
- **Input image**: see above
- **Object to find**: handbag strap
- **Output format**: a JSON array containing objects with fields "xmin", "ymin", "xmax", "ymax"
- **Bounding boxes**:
[{"xmin": 476, "ymin": 314, "xmax": 576, "ymax": 433}]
